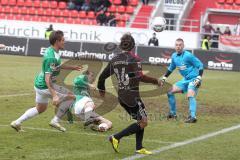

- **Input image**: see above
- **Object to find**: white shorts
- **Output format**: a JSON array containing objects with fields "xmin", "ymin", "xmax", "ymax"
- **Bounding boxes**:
[
  {"xmin": 73, "ymin": 96, "xmax": 95, "ymax": 121},
  {"xmin": 34, "ymin": 84, "xmax": 70, "ymax": 104}
]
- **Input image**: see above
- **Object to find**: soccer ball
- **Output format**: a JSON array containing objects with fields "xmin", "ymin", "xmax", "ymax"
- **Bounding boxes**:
[{"xmin": 151, "ymin": 16, "xmax": 167, "ymax": 32}]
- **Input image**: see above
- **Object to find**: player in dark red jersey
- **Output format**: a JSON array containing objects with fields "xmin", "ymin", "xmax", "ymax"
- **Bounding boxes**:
[{"xmin": 98, "ymin": 33, "xmax": 160, "ymax": 154}]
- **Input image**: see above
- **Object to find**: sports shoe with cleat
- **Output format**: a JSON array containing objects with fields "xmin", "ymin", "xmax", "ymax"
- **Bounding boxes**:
[
  {"xmin": 109, "ymin": 135, "xmax": 119, "ymax": 153},
  {"xmin": 49, "ymin": 121, "xmax": 66, "ymax": 132},
  {"xmin": 135, "ymin": 148, "xmax": 153, "ymax": 155},
  {"xmin": 10, "ymin": 121, "xmax": 25, "ymax": 132},
  {"xmin": 167, "ymin": 114, "xmax": 177, "ymax": 120},
  {"xmin": 185, "ymin": 116, "xmax": 197, "ymax": 123}
]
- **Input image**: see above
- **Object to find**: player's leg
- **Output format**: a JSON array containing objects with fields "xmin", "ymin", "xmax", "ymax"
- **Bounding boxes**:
[
  {"xmin": 90, "ymin": 116, "xmax": 112, "ymax": 132},
  {"xmin": 49, "ymin": 85, "xmax": 75, "ymax": 132},
  {"xmin": 185, "ymin": 81, "xmax": 198, "ymax": 123},
  {"xmin": 167, "ymin": 81, "xmax": 184, "ymax": 118},
  {"xmin": 10, "ymin": 87, "xmax": 50, "ymax": 132}
]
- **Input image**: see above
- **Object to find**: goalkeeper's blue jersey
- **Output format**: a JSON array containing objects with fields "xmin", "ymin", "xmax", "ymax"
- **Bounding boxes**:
[{"xmin": 168, "ymin": 50, "xmax": 203, "ymax": 80}]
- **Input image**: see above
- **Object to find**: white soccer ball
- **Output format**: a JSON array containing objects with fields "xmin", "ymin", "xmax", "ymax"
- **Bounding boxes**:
[
  {"xmin": 151, "ymin": 16, "xmax": 167, "ymax": 32},
  {"xmin": 98, "ymin": 123, "xmax": 108, "ymax": 132}
]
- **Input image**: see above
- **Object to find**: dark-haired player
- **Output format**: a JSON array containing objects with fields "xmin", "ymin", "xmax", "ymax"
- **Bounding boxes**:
[
  {"xmin": 98, "ymin": 33, "xmax": 161, "ymax": 154},
  {"xmin": 11, "ymin": 30, "xmax": 82, "ymax": 132},
  {"xmin": 160, "ymin": 38, "xmax": 204, "ymax": 123}
]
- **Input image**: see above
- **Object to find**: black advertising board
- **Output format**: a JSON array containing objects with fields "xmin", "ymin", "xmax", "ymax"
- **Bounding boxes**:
[
  {"xmin": 0, "ymin": 36, "xmax": 27, "ymax": 56},
  {"xmin": 137, "ymin": 46, "xmax": 175, "ymax": 65},
  {"xmin": 27, "ymin": 39, "xmax": 81, "ymax": 58},
  {"xmin": 194, "ymin": 50, "xmax": 240, "ymax": 71}
]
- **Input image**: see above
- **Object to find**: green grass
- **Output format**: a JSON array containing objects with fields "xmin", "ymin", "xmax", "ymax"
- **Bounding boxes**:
[{"xmin": 0, "ymin": 54, "xmax": 240, "ymax": 160}]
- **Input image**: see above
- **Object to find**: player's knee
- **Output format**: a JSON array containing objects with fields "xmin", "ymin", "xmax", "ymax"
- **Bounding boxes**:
[
  {"xmin": 139, "ymin": 119, "xmax": 148, "ymax": 128},
  {"xmin": 36, "ymin": 104, "xmax": 47, "ymax": 113},
  {"xmin": 187, "ymin": 90, "xmax": 196, "ymax": 97}
]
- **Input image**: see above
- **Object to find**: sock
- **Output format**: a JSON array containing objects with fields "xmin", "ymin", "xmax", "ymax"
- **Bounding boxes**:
[
  {"xmin": 55, "ymin": 99, "xmax": 74, "ymax": 119},
  {"xmin": 114, "ymin": 123, "xmax": 141, "ymax": 140},
  {"xmin": 136, "ymin": 128, "xmax": 144, "ymax": 150},
  {"xmin": 188, "ymin": 97, "xmax": 197, "ymax": 118},
  {"xmin": 15, "ymin": 107, "xmax": 39, "ymax": 125},
  {"xmin": 167, "ymin": 92, "xmax": 176, "ymax": 115}
]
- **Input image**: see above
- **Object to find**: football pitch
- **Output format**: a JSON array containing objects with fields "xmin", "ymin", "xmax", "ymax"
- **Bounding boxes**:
[{"xmin": 0, "ymin": 54, "xmax": 240, "ymax": 160}]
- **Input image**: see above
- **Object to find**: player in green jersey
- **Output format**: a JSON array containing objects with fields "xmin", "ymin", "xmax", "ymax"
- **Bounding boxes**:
[
  {"xmin": 68, "ymin": 70, "xmax": 112, "ymax": 132},
  {"xmin": 11, "ymin": 30, "xmax": 82, "ymax": 132}
]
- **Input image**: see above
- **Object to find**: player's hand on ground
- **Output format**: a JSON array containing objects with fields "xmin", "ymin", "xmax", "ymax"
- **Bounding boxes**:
[
  {"xmin": 193, "ymin": 76, "xmax": 202, "ymax": 88},
  {"xmin": 159, "ymin": 76, "xmax": 167, "ymax": 87},
  {"xmin": 52, "ymin": 95, "xmax": 60, "ymax": 106}
]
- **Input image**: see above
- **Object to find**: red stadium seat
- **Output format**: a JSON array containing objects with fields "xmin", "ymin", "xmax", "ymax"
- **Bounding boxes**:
[
  {"xmin": 42, "ymin": 1, "xmax": 49, "ymax": 8},
  {"xmin": 126, "ymin": 6, "xmax": 134, "ymax": 14},
  {"xmin": 62, "ymin": 9, "xmax": 70, "ymax": 17},
  {"xmin": 70, "ymin": 10, "xmax": 78, "ymax": 18},
  {"xmin": 7, "ymin": 14, "xmax": 14, "ymax": 20},
  {"xmin": 31, "ymin": 15, "xmax": 40, "ymax": 21},
  {"xmin": 15, "ymin": 14, "xmax": 23, "ymax": 20},
  {"xmin": 17, "ymin": 0, "xmax": 25, "ymax": 7},
  {"xmin": 36, "ymin": 8, "xmax": 44, "ymax": 16},
  {"xmin": 226, "ymin": 0, "xmax": 234, "ymax": 4},
  {"xmin": 58, "ymin": 2, "xmax": 67, "ymax": 9},
  {"xmin": 0, "ymin": 13, "xmax": 5, "ymax": 19},
  {"xmin": 57, "ymin": 17, "xmax": 65, "ymax": 23},
  {"xmin": 108, "ymin": 5, "xmax": 116, "ymax": 12},
  {"xmin": 1, "ymin": 0, "xmax": 8, "ymax": 6},
  {"xmin": 105, "ymin": 12, "xmax": 110, "ymax": 17},
  {"xmin": 28, "ymin": 7, "xmax": 36, "ymax": 15},
  {"xmin": 23, "ymin": 15, "xmax": 31, "ymax": 21},
  {"xmin": 34, "ymin": 0, "xmax": 41, "ymax": 8},
  {"xmin": 121, "ymin": 14, "xmax": 130, "ymax": 21},
  {"xmin": 66, "ymin": 18, "xmax": 74, "ymax": 24},
  {"xmin": 115, "ymin": 13, "xmax": 121, "ymax": 20},
  {"xmin": 40, "ymin": 16, "xmax": 48, "ymax": 22},
  {"xmin": 12, "ymin": 6, "xmax": 19, "ymax": 14},
  {"xmin": 217, "ymin": 0, "xmax": 225, "ymax": 3},
  {"xmin": 53, "ymin": 8, "xmax": 61, "ymax": 16},
  {"xmin": 79, "ymin": 10, "xmax": 86, "ymax": 18},
  {"xmin": 50, "ymin": 1, "xmax": 58, "ymax": 9},
  {"xmin": 113, "ymin": 0, "xmax": 121, "ymax": 5},
  {"xmin": 117, "ymin": 5, "xmax": 125, "ymax": 13},
  {"xmin": 49, "ymin": 16, "xmax": 57, "ymax": 23},
  {"xmin": 9, "ymin": 0, "xmax": 16, "ymax": 6},
  {"xmin": 224, "ymin": 3, "xmax": 233, "ymax": 9},
  {"xmin": 74, "ymin": 18, "xmax": 81, "ymax": 24},
  {"xmin": 235, "ymin": 0, "xmax": 240, "ymax": 5},
  {"xmin": 45, "ymin": 8, "xmax": 52, "ymax": 16},
  {"xmin": 130, "ymin": 0, "xmax": 138, "ymax": 6},
  {"xmin": 25, "ymin": 0, "xmax": 32, "ymax": 7},
  {"xmin": 87, "ymin": 11, "xmax": 95, "ymax": 19},
  {"xmin": 3, "ymin": 6, "xmax": 11, "ymax": 14}
]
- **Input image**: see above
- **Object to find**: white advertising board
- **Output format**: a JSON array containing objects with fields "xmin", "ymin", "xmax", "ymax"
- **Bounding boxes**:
[{"xmin": 0, "ymin": 20, "xmax": 199, "ymax": 48}]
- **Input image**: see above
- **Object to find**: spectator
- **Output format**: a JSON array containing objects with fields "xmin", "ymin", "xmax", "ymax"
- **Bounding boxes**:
[
  {"xmin": 148, "ymin": 33, "xmax": 159, "ymax": 46},
  {"xmin": 107, "ymin": 13, "xmax": 117, "ymax": 27},
  {"xmin": 202, "ymin": 22, "xmax": 215, "ymax": 36},
  {"xmin": 96, "ymin": 11, "xmax": 107, "ymax": 25},
  {"xmin": 142, "ymin": 0, "xmax": 149, "ymax": 5},
  {"xmin": 212, "ymin": 27, "xmax": 222, "ymax": 49},
  {"xmin": 121, "ymin": 0, "xmax": 129, "ymax": 6},
  {"xmin": 201, "ymin": 35, "xmax": 211, "ymax": 50},
  {"xmin": 45, "ymin": 24, "xmax": 53, "ymax": 40},
  {"xmin": 75, "ymin": 0, "xmax": 84, "ymax": 11},
  {"xmin": 81, "ymin": 0, "xmax": 90, "ymax": 11},
  {"xmin": 67, "ymin": 0, "xmax": 76, "ymax": 10},
  {"xmin": 89, "ymin": 0, "xmax": 101, "ymax": 12},
  {"xmin": 234, "ymin": 18, "xmax": 240, "ymax": 36},
  {"xmin": 223, "ymin": 26, "xmax": 232, "ymax": 36}
]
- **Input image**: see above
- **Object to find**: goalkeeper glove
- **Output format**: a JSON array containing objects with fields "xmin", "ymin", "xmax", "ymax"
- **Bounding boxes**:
[{"xmin": 193, "ymin": 76, "xmax": 202, "ymax": 88}]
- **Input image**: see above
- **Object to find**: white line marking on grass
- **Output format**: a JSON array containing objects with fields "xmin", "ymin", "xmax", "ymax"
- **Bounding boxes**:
[
  {"xmin": 0, "ymin": 124, "xmax": 174, "ymax": 144},
  {"xmin": 0, "ymin": 93, "xmax": 31, "ymax": 98},
  {"xmin": 122, "ymin": 124, "xmax": 240, "ymax": 160}
]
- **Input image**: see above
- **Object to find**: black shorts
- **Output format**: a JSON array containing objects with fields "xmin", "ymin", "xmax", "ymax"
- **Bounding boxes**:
[{"xmin": 119, "ymin": 98, "xmax": 147, "ymax": 121}]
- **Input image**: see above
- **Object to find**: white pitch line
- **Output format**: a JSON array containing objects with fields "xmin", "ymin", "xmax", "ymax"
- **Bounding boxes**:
[
  {"xmin": 0, "ymin": 93, "xmax": 32, "ymax": 98},
  {"xmin": 122, "ymin": 124, "xmax": 240, "ymax": 160},
  {"xmin": 0, "ymin": 124, "xmax": 174, "ymax": 144}
]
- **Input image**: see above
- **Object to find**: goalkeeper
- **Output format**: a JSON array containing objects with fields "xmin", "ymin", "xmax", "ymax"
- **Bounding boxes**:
[
  {"xmin": 160, "ymin": 38, "xmax": 204, "ymax": 123},
  {"xmin": 67, "ymin": 70, "xmax": 112, "ymax": 132}
]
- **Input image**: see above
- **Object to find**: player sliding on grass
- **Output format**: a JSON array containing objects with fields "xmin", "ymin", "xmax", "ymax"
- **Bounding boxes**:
[
  {"xmin": 67, "ymin": 70, "xmax": 112, "ymax": 132},
  {"xmin": 11, "ymin": 30, "xmax": 82, "ymax": 132},
  {"xmin": 160, "ymin": 38, "xmax": 204, "ymax": 123},
  {"xmin": 98, "ymin": 33, "xmax": 161, "ymax": 154}
]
